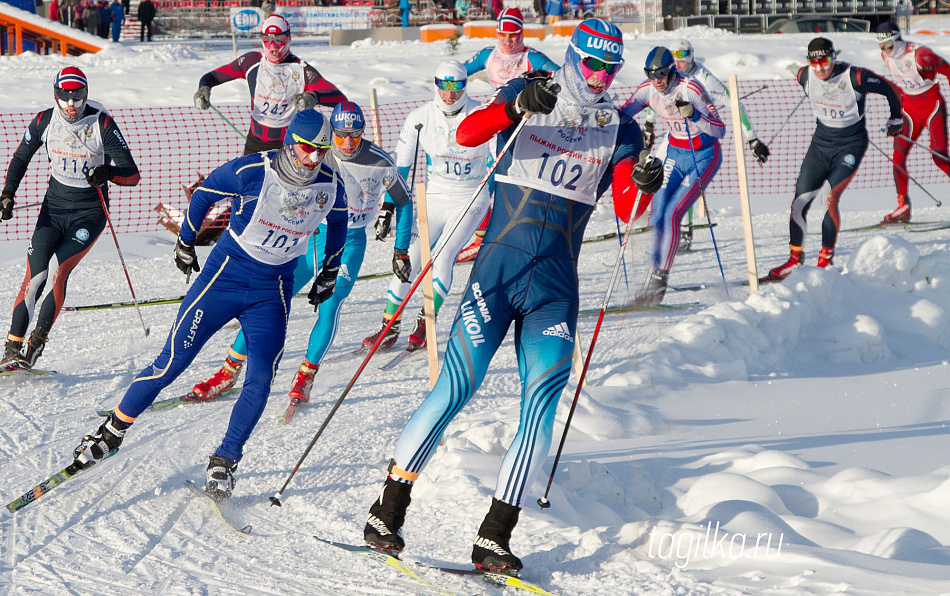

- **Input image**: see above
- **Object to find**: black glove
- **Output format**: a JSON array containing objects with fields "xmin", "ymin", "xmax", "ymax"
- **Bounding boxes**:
[
  {"xmin": 392, "ymin": 248, "xmax": 411, "ymax": 283},
  {"xmin": 308, "ymin": 266, "xmax": 339, "ymax": 309},
  {"xmin": 0, "ymin": 191, "xmax": 13, "ymax": 221},
  {"xmin": 749, "ymin": 138, "xmax": 770, "ymax": 164},
  {"xmin": 174, "ymin": 237, "xmax": 200, "ymax": 275},
  {"xmin": 505, "ymin": 78, "xmax": 560, "ymax": 120},
  {"xmin": 84, "ymin": 164, "xmax": 111, "ymax": 188},
  {"xmin": 375, "ymin": 202, "xmax": 394, "ymax": 241},
  {"xmin": 642, "ymin": 120, "xmax": 655, "ymax": 151},
  {"xmin": 632, "ymin": 149, "xmax": 664, "ymax": 195},
  {"xmin": 885, "ymin": 117, "xmax": 903, "ymax": 137},
  {"xmin": 675, "ymin": 98, "xmax": 695, "ymax": 120},
  {"xmin": 194, "ymin": 86, "xmax": 211, "ymax": 110},
  {"xmin": 293, "ymin": 92, "xmax": 317, "ymax": 112}
]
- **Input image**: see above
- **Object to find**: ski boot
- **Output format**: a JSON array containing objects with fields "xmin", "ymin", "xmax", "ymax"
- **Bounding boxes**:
[
  {"xmin": 634, "ymin": 268, "xmax": 669, "ymax": 305},
  {"xmin": 362, "ymin": 317, "xmax": 400, "ymax": 351},
  {"xmin": 0, "ymin": 337, "xmax": 23, "ymax": 371},
  {"xmin": 205, "ymin": 454, "xmax": 238, "ymax": 501},
  {"xmin": 472, "ymin": 498, "xmax": 523, "ymax": 574},
  {"xmin": 678, "ymin": 224, "xmax": 693, "ymax": 253},
  {"xmin": 456, "ymin": 234, "xmax": 483, "ymax": 263},
  {"xmin": 192, "ymin": 355, "xmax": 244, "ymax": 400},
  {"xmin": 760, "ymin": 247, "xmax": 804, "ymax": 283},
  {"xmin": 288, "ymin": 359, "xmax": 319, "ymax": 403},
  {"xmin": 881, "ymin": 194, "xmax": 911, "ymax": 224},
  {"xmin": 17, "ymin": 326, "xmax": 48, "ymax": 370},
  {"xmin": 817, "ymin": 247, "xmax": 834, "ymax": 269},
  {"xmin": 364, "ymin": 476, "xmax": 413, "ymax": 553},
  {"xmin": 406, "ymin": 311, "xmax": 427, "ymax": 351},
  {"xmin": 74, "ymin": 416, "xmax": 128, "ymax": 469}
]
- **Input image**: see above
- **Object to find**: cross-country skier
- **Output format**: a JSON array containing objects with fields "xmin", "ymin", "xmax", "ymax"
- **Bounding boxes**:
[
  {"xmin": 876, "ymin": 21, "xmax": 950, "ymax": 224},
  {"xmin": 70, "ymin": 110, "xmax": 348, "ymax": 499},
  {"xmin": 361, "ymin": 19, "xmax": 663, "ymax": 573},
  {"xmin": 192, "ymin": 14, "xmax": 347, "ymax": 156},
  {"xmin": 456, "ymin": 7, "xmax": 561, "ymax": 263},
  {"xmin": 360, "ymin": 60, "xmax": 493, "ymax": 353},
  {"xmin": 0, "ymin": 66, "xmax": 140, "ymax": 372},
  {"xmin": 187, "ymin": 101, "xmax": 412, "ymax": 408},
  {"xmin": 621, "ymin": 46, "xmax": 725, "ymax": 304},
  {"xmin": 654, "ymin": 39, "xmax": 769, "ymax": 250},
  {"xmin": 761, "ymin": 37, "xmax": 902, "ymax": 282}
]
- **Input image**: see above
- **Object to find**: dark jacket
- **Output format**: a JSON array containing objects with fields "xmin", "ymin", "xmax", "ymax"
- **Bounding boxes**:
[{"xmin": 137, "ymin": 0, "xmax": 155, "ymax": 22}]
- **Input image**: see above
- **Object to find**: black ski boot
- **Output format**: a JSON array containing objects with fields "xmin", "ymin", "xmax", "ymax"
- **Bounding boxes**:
[
  {"xmin": 0, "ymin": 338, "xmax": 23, "ymax": 371},
  {"xmin": 364, "ymin": 476, "xmax": 412, "ymax": 553},
  {"xmin": 634, "ymin": 268, "xmax": 669, "ymax": 305},
  {"xmin": 362, "ymin": 318, "xmax": 401, "ymax": 351},
  {"xmin": 472, "ymin": 498, "xmax": 523, "ymax": 574},
  {"xmin": 407, "ymin": 310, "xmax": 427, "ymax": 350},
  {"xmin": 74, "ymin": 415, "xmax": 128, "ymax": 469},
  {"xmin": 18, "ymin": 326, "xmax": 48, "ymax": 370},
  {"xmin": 205, "ymin": 454, "xmax": 238, "ymax": 501}
]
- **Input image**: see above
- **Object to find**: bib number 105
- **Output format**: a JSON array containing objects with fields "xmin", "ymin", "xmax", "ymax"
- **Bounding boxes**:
[{"xmin": 538, "ymin": 153, "xmax": 582, "ymax": 190}]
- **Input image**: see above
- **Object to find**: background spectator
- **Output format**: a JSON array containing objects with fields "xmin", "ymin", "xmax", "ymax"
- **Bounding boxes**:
[
  {"xmin": 491, "ymin": 0, "xmax": 503, "ymax": 19},
  {"xmin": 110, "ymin": 0, "xmax": 124, "ymax": 41},
  {"xmin": 83, "ymin": 0, "xmax": 99, "ymax": 36},
  {"xmin": 48, "ymin": 0, "xmax": 60, "ymax": 22},
  {"xmin": 137, "ymin": 0, "xmax": 155, "ymax": 41},
  {"xmin": 72, "ymin": 1, "xmax": 84, "ymax": 29},
  {"xmin": 97, "ymin": 0, "xmax": 111, "ymax": 38}
]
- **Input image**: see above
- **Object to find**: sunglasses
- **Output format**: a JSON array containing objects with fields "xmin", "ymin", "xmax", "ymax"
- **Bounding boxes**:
[
  {"xmin": 333, "ymin": 130, "xmax": 363, "ymax": 146},
  {"xmin": 645, "ymin": 64, "xmax": 673, "ymax": 80},
  {"xmin": 582, "ymin": 56, "xmax": 622, "ymax": 75},
  {"xmin": 879, "ymin": 41, "xmax": 895, "ymax": 51},
  {"xmin": 435, "ymin": 78, "xmax": 466, "ymax": 92},
  {"xmin": 292, "ymin": 133, "xmax": 331, "ymax": 155},
  {"xmin": 55, "ymin": 87, "xmax": 86, "ymax": 102},
  {"xmin": 262, "ymin": 33, "xmax": 289, "ymax": 45},
  {"xmin": 670, "ymin": 49, "xmax": 691, "ymax": 60},
  {"xmin": 808, "ymin": 56, "xmax": 833, "ymax": 68}
]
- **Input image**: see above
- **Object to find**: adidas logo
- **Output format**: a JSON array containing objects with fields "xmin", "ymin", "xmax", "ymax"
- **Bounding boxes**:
[
  {"xmin": 366, "ymin": 514, "xmax": 394, "ymax": 537},
  {"xmin": 542, "ymin": 322, "xmax": 573, "ymax": 341},
  {"xmin": 473, "ymin": 536, "xmax": 511, "ymax": 556}
]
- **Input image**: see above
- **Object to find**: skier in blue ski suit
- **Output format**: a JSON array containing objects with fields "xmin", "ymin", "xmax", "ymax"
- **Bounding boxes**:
[
  {"xmin": 71, "ymin": 110, "xmax": 348, "ymax": 499},
  {"xmin": 362, "ymin": 19, "xmax": 663, "ymax": 573}
]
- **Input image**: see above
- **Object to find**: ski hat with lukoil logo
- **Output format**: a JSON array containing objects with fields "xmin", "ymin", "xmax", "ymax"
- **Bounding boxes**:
[{"xmin": 570, "ymin": 18, "xmax": 624, "ymax": 64}]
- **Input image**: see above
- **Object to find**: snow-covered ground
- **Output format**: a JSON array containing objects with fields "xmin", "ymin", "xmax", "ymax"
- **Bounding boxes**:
[{"xmin": 2, "ymin": 26, "xmax": 950, "ymax": 596}]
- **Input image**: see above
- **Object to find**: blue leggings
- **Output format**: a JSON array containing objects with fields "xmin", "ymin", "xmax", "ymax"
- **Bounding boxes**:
[
  {"xmin": 116, "ymin": 249, "xmax": 292, "ymax": 462},
  {"xmin": 648, "ymin": 142, "xmax": 721, "ymax": 271},
  {"xmin": 231, "ymin": 224, "xmax": 367, "ymax": 364}
]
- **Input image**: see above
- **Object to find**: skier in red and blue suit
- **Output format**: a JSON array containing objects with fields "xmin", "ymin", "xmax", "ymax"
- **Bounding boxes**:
[
  {"xmin": 361, "ymin": 19, "xmax": 664, "ymax": 573},
  {"xmin": 70, "ymin": 110, "xmax": 348, "ymax": 500}
]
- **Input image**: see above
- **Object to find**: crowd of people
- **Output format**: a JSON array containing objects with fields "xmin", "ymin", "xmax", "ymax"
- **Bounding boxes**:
[
  {"xmin": 44, "ymin": 0, "xmax": 155, "ymax": 42},
  {"xmin": 5, "ymin": 9, "xmax": 949, "ymax": 579}
]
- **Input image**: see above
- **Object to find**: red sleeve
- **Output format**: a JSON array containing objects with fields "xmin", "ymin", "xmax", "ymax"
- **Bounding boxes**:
[
  {"xmin": 456, "ymin": 102, "xmax": 515, "ymax": 148},
  {"xmin": 611, "ymin": 156, "xmax": 651, "ymax": 224},
  {"xmin": 302, "ymin": 63, "xmax": 347, "ymax": 106},
  {"xmin": 916, "ymin": 46, "xmax": 950, "ymax": 80}
]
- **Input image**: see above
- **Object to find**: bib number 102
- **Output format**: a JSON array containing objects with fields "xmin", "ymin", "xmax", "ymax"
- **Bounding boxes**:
[{"xmin": 538, "ymin": 153, "xmax": 582, "ymax": 190}]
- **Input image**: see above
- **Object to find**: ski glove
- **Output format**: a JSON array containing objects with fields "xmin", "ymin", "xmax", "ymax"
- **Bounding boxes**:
[
  {"xmin": 174, "ymin": 237, "xmax": 201, "ymax": 275},
  {"xmin": 642, "ymin": 120, "xmax": 655, "ymax": 151},
  {"xmin": 85, "ymin": 164, "xmax": 111, "ymax": 188},
  {"xmin": 505, "ymin": 78, "xmax": 560, "ymax": 120},
  {"xmin": 0, "ymin": 191, "xmax": 13, "ymax": 221},
  {"xmin": 748, "ymin": 138, "xmax": 770, "ymax": 164},
  {"xmin": 631, "ymin": 149, "xmax": 664, "ymax": 195},
  {"xmin": 675, "ymin": 98, "xmax": 697, "ymax": 120},
  {"xmin": 194, "ymin": 86, "xmax": 211, "ymax": 111},
  {"xmin": 375, "ymin": 202, "xmax": 394, "ymax": 241},
  {"xmin": 885, "ymin": 117, "xmax": 904, "ymax": 137},
  {"xmin": 309, "ymin": 266, "xmax": 339, "ymax": 309},
  {"xmin": 292, "ymin": 92, "xmax": 317, "ymax": 112},
  {"xmin": 392, "ymin": 248, "xmax": 411, "ymax": 283}
]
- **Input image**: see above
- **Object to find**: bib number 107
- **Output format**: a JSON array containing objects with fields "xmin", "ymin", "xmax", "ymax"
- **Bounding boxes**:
[{"xmin": 538, "ymin": 153, "xmax": 582, "ymax": 190}]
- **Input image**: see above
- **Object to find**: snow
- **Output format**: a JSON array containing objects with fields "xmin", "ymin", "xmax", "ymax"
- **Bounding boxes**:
[{"xmin": 2, "ymin": 26, "xmax": 950, "ymax": 596}]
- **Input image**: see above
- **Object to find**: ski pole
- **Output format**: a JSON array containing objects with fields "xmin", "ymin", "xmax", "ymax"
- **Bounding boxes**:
[
  {"xmin": 210, "ymin": 105, "xmax": 247, "ymax": 141},
  {"xmin": 867, "ymin": 138, "xmax": 943, "ymax": 207},
  {"xmin": 894, "ymin": 131, "xmax": 950, "ymax": 164},
  {"xmin": 739, "ymin": 84, "xmax": 768, "ymax": 101},
  {"xmin": 766, "ymin": 94, "xmax": 806, "ymax": 148},
  {"xmin": 682, "ymin": 117, "xmax": 729, "ymax": 298},
  {"xmin": 614, "ymin": 215, "xmax": 628, "ymax": 290},
  {"xmin": 96, "ymin": 187, "xmax": 150, "ymax": 337},
  {"xmin": 269, "ymin": 116, "xmax": 532, "ymax": 507},
  {"xmin": 12, "ymin": 201, "xmax": 42, "ymax": 211},
  {"xmin": 538, "ymin": 198, "xmax": 641, "ymax": 509}
]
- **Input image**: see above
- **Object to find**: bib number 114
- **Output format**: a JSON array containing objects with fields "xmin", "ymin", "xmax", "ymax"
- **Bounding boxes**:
[{"xmin": 538, "ymin": 153, "xmax": 582, "ymax": 191}]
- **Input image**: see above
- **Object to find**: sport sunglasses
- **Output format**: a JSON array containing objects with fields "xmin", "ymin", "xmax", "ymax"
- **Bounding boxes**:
[
  {"xmin": 333, "ymin": 129, "xmax": 363, "ymax": 139},
  {"xmin": 292, "ymin": 133, "xmax": 331, "ymax": 155},
  {"xmin": 879, "ymin": 41, "xmax": 895, "ymax": 51},
  {"xmin": 262, "ymin": 33, "xmax": 289, "ymax": 45},
  {"xmin": 645, "ymin": 64, "xmax": 673, "ymax": 80},
  {"xmin": 808, "ymin": 56, "xmax": 833, "ymax": 68},
  {"xmin": 55, "ymin": 87, "xmax": 87, "ymax": 102},
  {"xmin": 582, "ymin": 56, "xmax": 622, "ymax": 75},
  {"xmin": 435, "ymin": 78, "xmax": 466, "ymax": 92},
  {"xmin": 670, "ymin": 49, "xmax": 691, "ymax": 60}
]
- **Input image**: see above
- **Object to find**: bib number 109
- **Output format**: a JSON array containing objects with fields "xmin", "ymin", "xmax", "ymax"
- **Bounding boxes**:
[{"xmin": 538, "ymin": 153, "xmax": 582, "ymax": 190}]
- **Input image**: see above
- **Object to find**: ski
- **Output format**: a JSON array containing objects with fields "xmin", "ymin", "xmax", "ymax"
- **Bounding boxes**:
[
  {"xmin": 323, "ymin": 342, "xmax": 397, "ymax": 365},
  {"xmin": 95, "ymin": 387, "xmax": 241, "ymax": 417},
  {"xmin": 840, "ymin": 220, "xmax": 942, "ymax": 233},
  {"xmin": 279, "ymin": 398, "xmax": 304, "ymax": 425},
  {"xmin": 0, "ymin": 367, "xmax": 56, "ymax": 377},
  {"xmin": 670, "ymin": 280, "xmax": 751, "ymax": 292},
  {"xmin": 906, "ymin": 221, "xmax": 950, "ymax": 233},
  {"xmin": 6, "ymin": 450, "xmax": 119, "ymax": 513},
  {"xmin": 183, "ymin": 479, "xmax": 251, "ymax": 535},
  {"xmin": 313, "ymin": 536, "xmax": 456, "ymax": 596},
  {"xmin": 379, "ymin": 346, "xmax": 423, "ymax": 371},
  {"xmin": 427, "ymin": 565, "xmax": 558, "ymax": 596},
  {"xmin": 580, "ymin": 301, "xmax": 700, "ymax": 317},
  {"xmin": 63, "ymin": 295, "xmax": 187, "ymax": 312}
]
